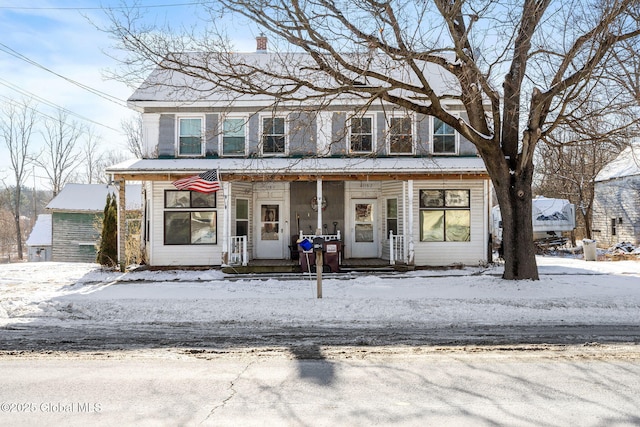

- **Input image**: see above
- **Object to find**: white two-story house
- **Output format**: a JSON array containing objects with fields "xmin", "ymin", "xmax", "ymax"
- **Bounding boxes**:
[{"xmin": 107, "ymin": 39, "xmax": 491, "ymax": 269}]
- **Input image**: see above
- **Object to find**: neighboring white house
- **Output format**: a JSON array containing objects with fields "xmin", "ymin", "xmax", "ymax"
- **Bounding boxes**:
[
  {"xmin": 26, "ymin": 214, "xmax": 52, "ymax": 262},
  {"xmin": 592, "ymin": 144, "xmax": 640, "ymax": 246},
  {"xmin": 107, "ymin": 38, "xmax": 491, "ymax": 269}
]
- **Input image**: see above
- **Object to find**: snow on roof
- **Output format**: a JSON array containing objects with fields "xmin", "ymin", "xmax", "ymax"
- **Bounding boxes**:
[
  {"xmin": 106, "ymin": 156, "xmax": 487, "ymax": 176},
  {"xmin": 128, "ymin": 52, "xmax": 460, "ymax": 106},
  {"xmin": 25, "ymin": 214, "xmax": 52, "ymax": 247},
  {"xmin": 46, "ymin": 183, "xmax": 142, "ymax": 212},
  {"xmin": 596, "ymin": 144, "xmax": 640, "ymax": 182},
  {"xmin": 532, "ymin": 196, "xmax": 571, "ymax": 216}
]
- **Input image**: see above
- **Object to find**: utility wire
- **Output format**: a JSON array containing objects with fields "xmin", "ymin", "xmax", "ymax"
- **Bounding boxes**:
[
  {"xmin": 0, "ymin": 43, "xmax": 128, "ymax": 108},
  {"xmin": 0, "ymin": 81, "xmax": 122, "ymax": 133},
  {"xmin": 0, "ymin": 2, "xmax": 208, "ymax": 10}
]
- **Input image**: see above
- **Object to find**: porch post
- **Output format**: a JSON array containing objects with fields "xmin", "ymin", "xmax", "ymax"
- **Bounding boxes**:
[
  {"xmin": 407, "ymin": 179, "xmax": 414, "ymax": 265},
  {"xmin": 221, "ymin": 181, "xmax": 230, "ymax": 265},
  {"xmin": 402, "ymin": 181, "xmax": 407, "ymax": 263},
  {"xmin": 118, "ymin": 179, "xmax": 126, "ymax": 272},
  {"xmin": 316, "ymin": 178, "xmax": 323, "ymax": 234}
]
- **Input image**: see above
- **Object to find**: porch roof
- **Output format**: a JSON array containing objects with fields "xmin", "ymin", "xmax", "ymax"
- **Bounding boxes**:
[{"xmin": 107, "ymin": 156, "xmax": 488, "ymax": 182}]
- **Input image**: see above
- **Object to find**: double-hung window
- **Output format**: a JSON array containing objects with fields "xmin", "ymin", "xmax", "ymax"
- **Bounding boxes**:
[
  {"xmin": 178, "ymin": 117, "xmax": 203, "ymax": 156},
  {"xmin": 262, "ymin": 116, "xmax": 286, "ymax": 154},
  {"xmin": 164, "ymin": 190, "xmax": 217, "ymax": 245},
  {"xmin": 386, "ymin": 198, "xmax": 398, "ymax": 236},
  {"xmin": 389, "ymin": 116, "xmax": 413, "ymax": 154},
  {"xmin": 350, "ymin": 116, "xmax": 374, "ymax": 153},
  {"xmin": 420, "ymin": 189, "xmax": 470, "ymax": 242},
  {"xmin": 432, "ymin": 118, "xmax": 457, "ymax": 154},
  {"xmin": 222, "ymin": 117, "xmax": 246, "ymax": 156}
]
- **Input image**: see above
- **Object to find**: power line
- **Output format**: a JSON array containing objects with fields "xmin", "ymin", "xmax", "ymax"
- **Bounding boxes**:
[
  {"xmin": 0, "ymin": 81, "xmax": 122, "ymax": 133},
  {"xmin": 0, "ymin": 43, "xmax": 128, "ymax": 108},
  {"xmin": 0, "ymin": 2, "xmax": 207, "ymax": 10}
]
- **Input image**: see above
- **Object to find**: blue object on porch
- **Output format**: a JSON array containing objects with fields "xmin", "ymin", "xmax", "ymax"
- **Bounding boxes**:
[{"xmin": 298, "ymin": 238, "xmax": 313, "ymax": 251}]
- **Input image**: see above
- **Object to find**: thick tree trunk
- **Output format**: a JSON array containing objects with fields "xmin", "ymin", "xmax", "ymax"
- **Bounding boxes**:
[{"xmin": 493, "ymin": 166, "xmax": 539, "ymax": 280}]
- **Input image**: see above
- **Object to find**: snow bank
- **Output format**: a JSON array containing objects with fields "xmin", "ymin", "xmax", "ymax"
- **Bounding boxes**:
[{"xmin": 0, "ymin": 258, "xmax": 638, "ymax": 329}]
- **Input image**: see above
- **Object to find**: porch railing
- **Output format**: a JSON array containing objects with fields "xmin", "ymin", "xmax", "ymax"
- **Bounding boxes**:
[
  {"xmin": 298, "ymin": 230, "xmax": 341, "ymax": 242},
  {"xmin": 389, "ymin": 231, "xmax": 406, "ymax": 265},
  {"xmin": 229, "ymin": 235, "xmax": 248, "ymax": 266}
]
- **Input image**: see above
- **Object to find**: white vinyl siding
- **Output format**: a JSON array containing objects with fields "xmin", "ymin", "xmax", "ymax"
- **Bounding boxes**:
[
  {"xmin": 149, "ymin": 182, "xmax": 222, "ymax": 266},
  {"xmin": 412, "ymin": 180, "xmax": 487, "ymax": 266}
]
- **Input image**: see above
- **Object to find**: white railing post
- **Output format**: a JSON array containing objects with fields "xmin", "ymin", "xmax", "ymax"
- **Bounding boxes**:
[
  {"xmin": 390, "ymin": 230, "xmax": 396, "ymax": 265},
  {"xmin": 242, "ymin": 235, "xmax": 248, "ymax": 266}
]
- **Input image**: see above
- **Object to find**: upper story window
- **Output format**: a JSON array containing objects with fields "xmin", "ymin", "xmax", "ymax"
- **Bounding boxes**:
[
  {"xmin": 389, "ymin": 116, "xmax": 413, "ymax": 154},
  {"xmin": 177, "ymin": 117, "xmax": 204, "ymax": 156},
  {"xmin": 350, "ymin": 116, "xmax": 374, "ymax": 153},
  {"xmin": 261, "ymin": 116, "xmax": 286, "ymax": 155},
  {"xmin": 222, "ymin": 117, "xmax": 247, "ymax": 156},
  {"xmin": 432, "ymin": 117, "xmax": 457, "ymax": 155}
]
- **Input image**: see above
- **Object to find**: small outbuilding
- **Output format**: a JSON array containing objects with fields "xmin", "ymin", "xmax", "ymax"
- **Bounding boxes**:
[
  {"xmin": 26, "ymin": 214, "xmax": 52, "ymax": 262},
  {"xmin": 45, "ymin": 183, "xmax": 142, "ymax": 263},
  {"xmin": 593, "ymin": 144, "xmax": 640, "ymax": 246}
]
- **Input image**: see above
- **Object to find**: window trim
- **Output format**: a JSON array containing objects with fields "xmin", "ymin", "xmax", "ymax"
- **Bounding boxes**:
[
  {"xmin": 260, "ymin": 114, "xmax": 288, "ymax": 156},
  {"xmin": 176, "ymin": 115, "xmax": 205, "ymax": 157},
  {"xmin": 387, "ymin": 114, "xmax": 414, "ymax": 155},
  {"xmin": 235, "ymin": 198, "xmax": 250, "ymax": 237},
  {"xmin": 419, "ymin": 189, "xmax": 471, "ymax": 242},
  {"xmin": 386, "ymin": 197, "xmax": 399, "ymax": 237},
  {"xmin": 163, "ymin": 190, "xmax": 217, "ymax": 245},
  {"xmin": 348, "ymin": 114, "xmax": 376, "ymax": 154},
  {"xmin": 431, "ymin": 116, "xmax": 459, "ymax": 155},
  {"xmin": 220, "ymin": 115, "xmax": 248, "ymax": 157}
]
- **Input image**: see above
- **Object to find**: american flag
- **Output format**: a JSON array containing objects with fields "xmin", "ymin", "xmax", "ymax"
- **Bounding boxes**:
[{"xmin": 172, "ymin": 170, "xmax": 221, "ymax": 193}]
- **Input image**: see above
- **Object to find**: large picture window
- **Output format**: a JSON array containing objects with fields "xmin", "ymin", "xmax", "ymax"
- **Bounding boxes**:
[
  {"xmin": 178, "ymin": 117, "xmax": 203, "ymax": 156},
  {"xmin": 432, "ymin": 118, "xmax": 457, "ymax": 154},
  {"xmin": 164, "ymin": 190, "xmax": 217, "ymax": 245},
  {"xmin": 419, "ymin": 189, "xmax": 470, "ymax": 242}
]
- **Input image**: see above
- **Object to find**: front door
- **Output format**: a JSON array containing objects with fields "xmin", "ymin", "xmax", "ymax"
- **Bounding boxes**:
[
  {"xmin": 350, "ymin": 199, "xmax": 378, "ymax": 258},
  {"xmin": 255, "ymin": 202, "xmax": 284, "ymax": 259}
]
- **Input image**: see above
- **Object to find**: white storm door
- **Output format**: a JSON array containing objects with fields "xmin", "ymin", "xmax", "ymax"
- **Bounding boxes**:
[
  {"xmin": 255, "ymin": 202, "xmax": 284, "ymax": 258},
  {"xmin": 350, "ymin": 199, "xmax": 378, "ymax": 258}
]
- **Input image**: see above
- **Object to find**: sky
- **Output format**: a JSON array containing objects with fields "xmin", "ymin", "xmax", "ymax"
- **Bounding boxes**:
[{"xmin": 0, "ymin": 1, "xmax": 258, "ymax": 190}]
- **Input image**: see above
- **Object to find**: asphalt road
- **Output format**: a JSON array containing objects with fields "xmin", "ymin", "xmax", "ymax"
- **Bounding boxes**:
[
  {"xmin": 1, "ymin": 345, "xmax": 640, "ymax": 426},
  {"xmin": 1, "ymin": 322, "xmax": 639, "ymax": 351}
]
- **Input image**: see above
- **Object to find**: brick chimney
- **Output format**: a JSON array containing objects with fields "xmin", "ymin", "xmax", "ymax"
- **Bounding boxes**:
[{"xmin": 256, "ymin": 34, "xmax": 267, "ymax": 53}]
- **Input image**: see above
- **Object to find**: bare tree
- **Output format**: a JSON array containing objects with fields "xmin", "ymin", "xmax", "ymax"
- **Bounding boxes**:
[
  {"xmin": 536, "ymin": 100, "xmax": 635, "ymax": 241},
  {"xmin": 81, "ymin": 127, "xmax": 105, "ymax": 184},
  {"xmin": 37, "ymin": 109, "xmax": 84, "ymax": 196},
  {"xmin": 0, "ymin": 98, "xmax": 38, "ymax": 260},
  {"xmin": 106, "ymin": 0, "xmax": 640, "ymax": 279},
  {"xmin": 121, "ymin": 113, "xmax": 146, "ymax": 159},
  {"xmin": 95, "ymin": 149, "xmax": 133, "ymax": 184}
]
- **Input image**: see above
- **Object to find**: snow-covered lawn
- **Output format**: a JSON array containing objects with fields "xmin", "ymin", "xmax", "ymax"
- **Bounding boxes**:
[{"xmin": 0, "ymin": 256, "xmax": 639, "ymax": 329}]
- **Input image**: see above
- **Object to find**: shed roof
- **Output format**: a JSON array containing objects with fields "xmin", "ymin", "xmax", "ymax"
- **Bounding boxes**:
[
  {"xmin": 46, "ymin": 183, "xmax": 142, "ymax": 212},
  {"xmin": 596, "ymin": 144, "xmax": 640, "ymax": 182},
  {"xmin": 25, "ymin": 214, "xmax": 52, "ymax": 247}
]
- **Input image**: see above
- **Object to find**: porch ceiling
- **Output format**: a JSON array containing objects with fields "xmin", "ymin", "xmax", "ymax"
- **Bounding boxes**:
[{"xmin": 107, "ymin": 157, "xmax": 489, "ymax": 182}]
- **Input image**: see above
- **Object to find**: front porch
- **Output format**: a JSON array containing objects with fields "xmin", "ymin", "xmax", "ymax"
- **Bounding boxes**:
[{"xmin": 221, "ymin": 257, "xmax": 411, "ymax": 274}]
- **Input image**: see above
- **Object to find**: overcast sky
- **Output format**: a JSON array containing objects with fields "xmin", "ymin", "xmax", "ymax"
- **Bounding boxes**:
[{"xmin": 0, "ymin": 1, "xmax": 257, "ymax": 189}]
